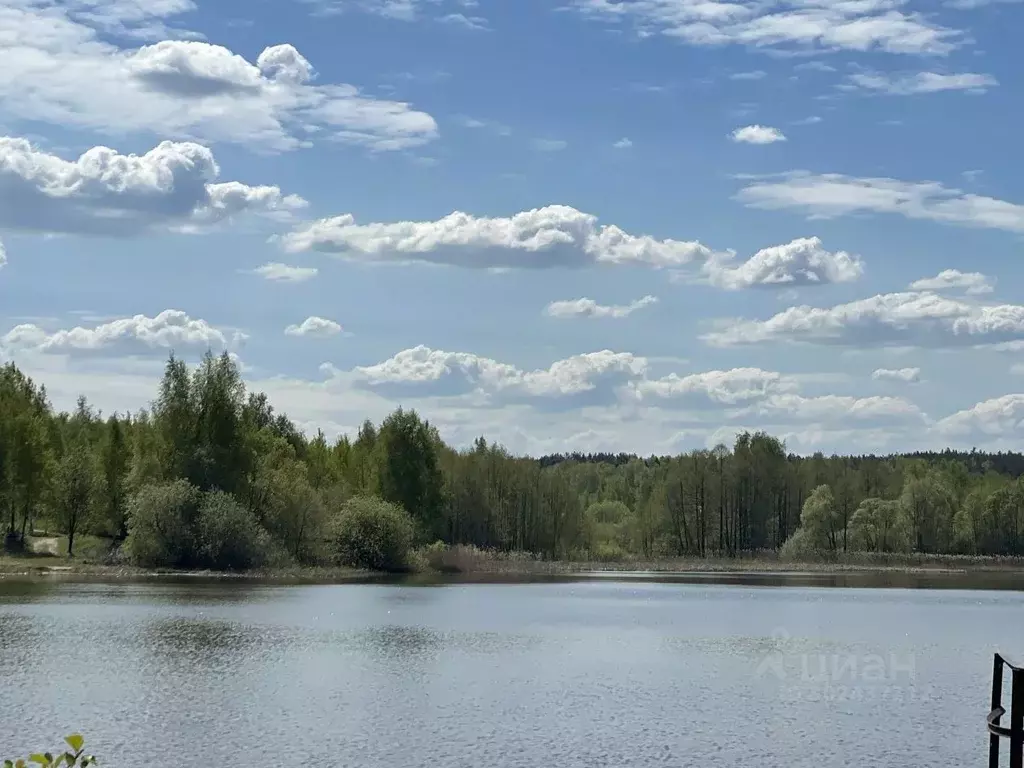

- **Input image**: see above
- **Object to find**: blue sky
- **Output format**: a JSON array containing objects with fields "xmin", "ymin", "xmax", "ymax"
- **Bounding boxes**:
[{"xmin": 2, "ymin": 0, "xmax": 1024, "ymax": 455}]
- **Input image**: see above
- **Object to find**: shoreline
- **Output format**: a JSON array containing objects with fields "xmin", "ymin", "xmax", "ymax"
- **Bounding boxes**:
[{"xmin": 4, "ymin": 552, "xmax": 1024, "ymax": 584}]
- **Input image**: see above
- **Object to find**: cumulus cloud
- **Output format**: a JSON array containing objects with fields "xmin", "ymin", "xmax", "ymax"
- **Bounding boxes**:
[
  {"xmin": 630, "ymin": 367, "xmax": 798, "ymax": 405},
  {"xmin": 0, "ymin": 137, "xmax": 306, "ymax": 236},
  {"xmin": 704, "ymin": 237, "xmax": 863, "ymax": 289},
  {"xmin": 704, "ymin": 291, "xmax": 1024, "ymax": 349},
  {"xmin": 846, "ymin": 71, "xmax": 998, "ymax": 95},
  {"xmin": 730, "ymin": 125, "xmax": 786, "ymax": 144},
  {"xmin": 342, "ymin": 343, "xmax": 932, "ymax": 431},
  {"xmin": 571, "ymin": 0, "xmax": 960, "ymax": 54},
  {"xmin": 736, "ymin": 172, "xmax": 1024, "ymax": 234},
  {"xmin": 284, "ymin": 316, "xmax": 343, "ymax": 337},
  {"xmin": 909, "ymin": 269, "xmax": 994, "ymax": 295},
  {"xmin": 1, "ymin": 310, "xmax": 231, "ymax": 356},
  {"xmin": 545, "ymin": 295, "xmax": 658, "ymax": 319},
  {"xmin": 348, "ymin": 346, "xmax": 643, "ymax": 411},
  {"xmin": 0, "ymin": 3, "xmax": 437, "ymax": 151},
  {"xmin": 935, "ymin": 395, "xmax": 1024, "ymax": 438},
  {"xmin": 252, "ymin": 262, "xmax": 319, "ymax": 282},
  {"xmin": 282, "ymin": 205, "xmax": 718, "ymax": 270},
  {"xmin": 872, "ymin": 367, "xmax": 922, "ymax": 383},
  {"xmin": 0, "ymin": 240, "xmax": 6, "ymax": 271},
  {"xmin": 282, "ymin": 207, "xmax": 859, "ymax": 291},
  {"xmin": 613, "ymin": 138, "xmax": 633, "ymax": 149}
]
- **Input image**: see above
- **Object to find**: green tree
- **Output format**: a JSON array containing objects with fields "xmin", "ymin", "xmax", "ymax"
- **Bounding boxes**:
[
  {"xmin": 52, "ymin": 444, "xmax": 95, "ymax": 557},
  {"xmin": 847, "ymin": 498, "xmax": 911, "ymax": 553},
  {"xmin": 375, "ymin": 408, "xmax": 444, "ymax": 539},
  {"xmin": 96, "ymin": 415, "xmax": 130, "ymax": 539}
]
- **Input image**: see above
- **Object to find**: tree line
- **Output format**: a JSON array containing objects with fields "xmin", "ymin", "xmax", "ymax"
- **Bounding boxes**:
[{"xmin": 2, "ymin": 352, "xmax": 1023, "ymax": 570}]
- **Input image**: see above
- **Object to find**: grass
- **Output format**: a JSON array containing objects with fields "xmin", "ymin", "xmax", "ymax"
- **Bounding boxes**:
[{"xmin": 5, "ymin": 537, "xmax": 1024, "ymax": 581}]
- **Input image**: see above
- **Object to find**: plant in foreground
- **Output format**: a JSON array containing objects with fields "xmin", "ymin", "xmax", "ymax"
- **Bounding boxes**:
[{"xmin": 3, "ymin": 734, "xmax": 96, "ymax": 768}]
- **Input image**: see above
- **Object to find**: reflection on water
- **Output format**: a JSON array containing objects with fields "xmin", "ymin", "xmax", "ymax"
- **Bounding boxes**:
[{"xmin": 1, "ymin": 577, "xmax": 1022, "ymax": 768}]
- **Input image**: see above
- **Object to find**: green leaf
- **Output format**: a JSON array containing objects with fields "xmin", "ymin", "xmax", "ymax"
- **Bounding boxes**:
[
  {"xmin": 5, "ymin": 759, "xmax": 14, "ymax": 768},
  {"xmin": 28, "ymin": 755, "xmax": 47, "ymax": 766},
  {"xmin": 63, "ymin": 737, "xmax": 83, "ymax": 754}
]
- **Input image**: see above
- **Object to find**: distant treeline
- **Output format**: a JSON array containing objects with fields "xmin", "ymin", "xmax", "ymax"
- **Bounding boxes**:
[
  {"xmin": 3, "ymin": 353, "xmax": 1024, "ymax": 571},
  {"xmin": 539, "ymin": 449, "xmax": 1024, "ymax": 478}
]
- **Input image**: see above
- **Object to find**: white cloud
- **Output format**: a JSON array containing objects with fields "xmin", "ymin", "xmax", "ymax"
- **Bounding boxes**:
[
  {"xmin": 945, "ymin": 0, "xmax": 1022, "ymax": 9},
  {"xmin": 1, "ymin": 310, "xmax": 231, "ymax": 356},
  {"xmin": 0, "ymin": 3, "xmax": 438, "ymax": 152},
  {"xmin": 730, "ymin": 70, "xmax": 767, "ymax": 80},
  {"xmin": 909, "ymin": 269, "xmax": 994, "ymax": 295},
  {"xmin": 571, "ymin": 0, "xmax": 960, "ymax": 55},
  {"xmin": 532, "ymin": 138, "xmax": 568, "ymax": 152},
  {"xmin": 282, "ymin": 205, "xmax": 718, "ymax": 269},
  {"xmin": 935, "ymin": 395, "xmax": 1024, "ymax": 438},
  {"xmin": 795, "ymin": 61, "xmax": 837, "ymax": 73},
  {"xmin": 872, "ymin": 367, "xmax": 922, "ymax": 383},
  {"xmin": 0, "ymin": 136, "xmax": 306, "ymax": 236},
  {"xmin": 0, "ymin": 240, "xmax": 6, "ymax": 271},
  {"xmin": 546, "ymin": 295, "xmax": 658, "ymax": 319},
  {"xmin": 439, "ymin": 12, "xmax": 489, "ymax": 29},
  {"xmin": 284, "ymin": 316, "xmax": 343, "ymax": 337},
  {"xmin": 284, "ymin": 209, "xmax": 862, "ymax": 291},
  {"xmin": 458, "ymin": 116, "xmax": 512, "ymax": 135},
  {"xmin": 704, "ymin": 236, "xmax": 863, "ymax": 289},
  {"xmin": 251, "ymin": 262, "xmax": 319, "ymax": 282},
  {"xmin": 736, "ymin": 172, "xmax": 1024, "ymax": 234},
  {"xmin": 746, "ymin": 393, "xmax": 925, "ymax": 425},
  {"xmin": 631, "ymin": 367, "xmax": 798, "ymax": 405},
  {"xmin": 704, "ymin": 291, "xmax": 1024, "ymax": 349},
  {"xmin": 846, "ymin": 71, "xmax": 998, "ymax": 95},
  {"xmin": 613, "ymin": 137, "xmax": 634, "ymax": 149},
  {"xmin": 300, "ymin": 0, "xmax": 479, "ymax": 22},
  {"xmin": 730, "ymin": 125, "xmax": 786, "ymax": 144},
  {"xmin": 354, "ymin": 346, "xmax": 648, "ymax": 405}
]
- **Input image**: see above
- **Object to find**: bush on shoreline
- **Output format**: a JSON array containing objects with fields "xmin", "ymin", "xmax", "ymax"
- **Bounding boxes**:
[{"xmin": 331, "ymin": 496, "xmax": 414, "ymax": 572}]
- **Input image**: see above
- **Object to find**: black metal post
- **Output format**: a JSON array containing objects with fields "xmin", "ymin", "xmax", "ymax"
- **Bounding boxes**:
[
  {"xmin": 993, "ymin": 655, "xmax": 1006, "ymax": 768},
  {"xmin": 1011, "ymin": 667, "xmax": 1024, "ymax": 768}
]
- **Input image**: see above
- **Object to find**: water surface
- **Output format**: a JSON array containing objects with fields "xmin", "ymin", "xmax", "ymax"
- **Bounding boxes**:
[{"xmin": 2, "ymin": 576, "xmax": 1021, "ymax": 767}]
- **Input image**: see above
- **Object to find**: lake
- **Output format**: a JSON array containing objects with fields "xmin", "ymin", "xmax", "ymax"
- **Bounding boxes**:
[{"xmin": 2, "ymin": 574, "xmax": 1023, "ymax": 767}]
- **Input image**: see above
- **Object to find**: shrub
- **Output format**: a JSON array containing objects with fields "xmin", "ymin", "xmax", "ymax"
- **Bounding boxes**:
[
  {"xmin": 123, "ymin": 480, "xmax": 200, "ymax": 568},
  {"xmin": 419, "ymin": 542, "xmax": 489, "ymax": 573},
  {"xmin": 4, "ymin": 733, "xmax": 96, "ymax": 767},
  {"xmin": 779, "ymin": 528, "xmax": 824, "ymax": 561},
  {"xmin": 195, "ymin": 491, "xmax": 272, "ymax": 570},
  {"xmin": 331, "ymin": 496, "xmax": 414, "ymax": 572},
  {"xmin": 591, "ymin": 541, "xmax": 629, "ymax": 562}
]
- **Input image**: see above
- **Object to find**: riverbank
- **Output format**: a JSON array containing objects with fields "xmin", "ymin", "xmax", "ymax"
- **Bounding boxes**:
[{"xmin": 4, "ymin": 545, "xmax": 1024, "ymax": 582}]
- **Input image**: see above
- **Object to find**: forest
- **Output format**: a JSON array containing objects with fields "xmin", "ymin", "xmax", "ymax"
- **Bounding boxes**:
[{"xmin": 2, "ymin": 352, "xmax": 1024, "ymax": 572}]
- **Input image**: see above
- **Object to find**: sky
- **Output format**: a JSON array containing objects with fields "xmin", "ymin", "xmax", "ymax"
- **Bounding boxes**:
[{"xmin": 1, "ymin": 0, "xmax": 1024, "ymax": 457}]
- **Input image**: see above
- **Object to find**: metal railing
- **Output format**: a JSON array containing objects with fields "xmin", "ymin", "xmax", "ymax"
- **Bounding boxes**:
[{"xmin": 989, "ymin": 654, "xmax": 1024, "ymax": 768}]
